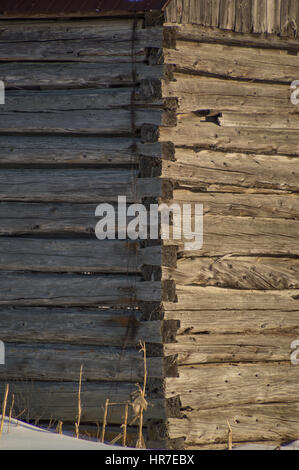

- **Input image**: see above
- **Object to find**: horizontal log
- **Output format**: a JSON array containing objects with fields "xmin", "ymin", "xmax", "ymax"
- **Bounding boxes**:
[
  {"xmin": 163, "ymin": 149, "xmax": 299, "ymax": 192},
  {"xmin": 167, "ymin": 403, "xmax": 299, "ymax": 446},
  {"xmin": 0, "ymin": 62, "xmax": 164, "ymax": 89},
  {"xmin": 0, "ymin": 105, "xmax": 161, "ymax": 135},
  {"xmin": 164, "ymin": 332, "xmax": 296, "ymax": 364},
  {"xmin": 166, "ymin": 363, "xmax": 299, "ymax": 409},
  {"xmin": 0, "ymin": 170, "xmax": 164, "ymax": 203},
  {"xmin": 0, "ymin": 307, "xmax": 163, "ymax": 347},
  {"xmin": 0, "ymin": 272, "xmax": 161, "ymax": 306},
  {"xmin": 160, "ymin": 118, "xmax": 299, "ymax": 156},
  {"xmin": 0, "ymin": 343, "xmax": 163, "ymax": 382},
  {"xmin": 164, "ymin": 286, "xmax": 299, "ymax": 311},
  {"xmin": 0, "ymin": 136, "xmax": 161, "ymax": 166},
  {"xmin": 174, "ymin": 24, "xmax": 299, "ymax": 52},
  {"xmin": 164, "ymin": 256, "xmax": 299, "ymax": 290},
  {"xmin": 0, "ymin": 381, "xmax": 166, "ymax": 425},
  {"xmin": 164, "ymin": 42, "xmax": 299, "ymax": 83},
  {"xmin": 0, "ymin": 19, "xmax": 145, "ymax": 42},
  {"xmin": 172, "ymin": 191, "xmax": 299, "ymax": 219},
  {"xmin": 219, "ymin": 112, "xmax": 299, "ymax": 130},
  {"xmin": 0, "ymin": 238, "xmax": 161, "ymax": 273},
  {"xmin": 163, "ymin": 75, "xmax": 293, "ymax": 113},
  {"xmin": 164, "ymin": 309, "xmax": 299, "ymax": 336},
  {"xmin": 169, "ymin": 215, "xmax": 299, "ymax": 256}
]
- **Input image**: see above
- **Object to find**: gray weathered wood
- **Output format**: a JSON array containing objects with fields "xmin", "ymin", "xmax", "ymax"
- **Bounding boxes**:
[
  {"xmin": 0, "ymin": 272, "xmax": 161, "ymax": 306},
  {"xmin": 163, "ymin": 149, "xmax": 299, "ymax": 192},
  {"xmin": 0, "ymin": 343, "xmax": 163, "ymax": 382},
  {"xmin": 166, "ymin": 363, "xmax": 299, "ymax": 409},
  {"xmin": 164, "ymin": 256, "xmax": 299, "ymax": 290},
  {"xmin": 1, "ymin": 62, "xmax": 164, "ymax": 89},
  {"xmin": 0, "ymin": 238, "xmax": 161, "ymax": 273},
  {"xmin": 164, "ymin": 42, "xmax": 299, "ymax": 83},
  {"xmin": 219, "ymin": 112, "xmax": 299, "ymax": 130},
  {"xmin": 0, "ymin": 307, "xmax": 163, "ymax": 347},
  {"xmin": 167, "ymin": 402, "xmax": 299, "ymax": 445},
  {"xmin": 0, "ymin": 380, "xmax": 166, "ymax": 425},
  {"xmin": 0, "ymin": 136, "xmax": 161, "ymax": 166},
  {"xmin": 0, "ymin": 170, "xmax": 163, "ymax": 203}
]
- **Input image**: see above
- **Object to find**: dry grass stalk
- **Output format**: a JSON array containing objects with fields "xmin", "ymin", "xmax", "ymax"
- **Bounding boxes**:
[
  {"xmin": 227, "ymin": 420, "xmax": 233, "ymax": 450},
  {"xmin": 75, "ymin": 364, "xmax": 83, "ymax": 439},
  {"xmin": 101, "ymin": 398, "xmax": 109, "ymax": 443},
  {"xmin": 7, "ymin": 394, "xmax": 14, "ymax": 433},
  {"xmin": 122, "ymin": 403, "xmax": 129, "ymax": 447},
  {"xmin": 136, "ymin": 341, "xmax": 147, "ymax": 449},
  {"xmin": 0, "ymin": 384, "xmax": 9, "ymax": 438},
  {"xmin": 56, "ymin": 420, "xmax": 63, "ymax": 435}
]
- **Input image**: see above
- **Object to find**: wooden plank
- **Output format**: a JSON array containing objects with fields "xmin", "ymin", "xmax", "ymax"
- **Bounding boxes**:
[
  {"xmin": 163, "ymin": 75, "xmax": 293, "ymax": 113},
  {"xmin": 164, "ymin": 256, "xmax": 299, "ymax": 290},
  {"xmin": 266, "ymin": 0, "xmax": 282, "ymax": 34},
  {"xmin": 0, "ymin": 170, "xmax": 163, "ymax": 203},
  {"xmin": 172, "ymin": 191, "xmax": 299, "ymax": 219},
  {"xmin": 0, "ymin": 381, "xmax": 166, "ymax": 425},
  {"xmin": 0, "ymin": 104, "xmax": 161, "ymax": 135},
  {"xmin": 175, "ymin": 23, "xmax": 299, "ymax": 51},
  {"xmin": 163, "ymin": 149, "xmax": 299, "ymax": 192},
  {"xmin": 164, "ymin": 309, "xmax": 299, "ymax": 335},
  {"xmin": 0, "ymin": 19, "xmax": 146, "ymax": 42},
  {"xmin": 0, "ymin": 307, "xmax": 163, "ymax": 347},
  {"xmin": 218, "ymin": 0, "xmax": 236, "ymax": 30},
  {"xmin": 160, "ymin": 118, "xmax": 299, "ymax": 156},
  {"xmin": 219, "ymin": 112, "xmax": 299, "ymax": 130},
  {"xmin": 164, "ymin": 286, "xmax": 299, "ymax": 311},
  {"xmin": 0, "ymin": 343, "xmax": 163, "ymax": 382},
  {"xmin": 0, "ymin": 272, "xmax": 161, "ymax": 306},
  {"xmin": 0, "ymin": 238, "xmax": 161, "ymax": 273},
  {"xmin": 0, "ymin": 137, "xmax": 161, "ymax": 166},
  {"xmin": 165, "ymin": 332, "xmax": 297, "ymax": 364},
  {"xmin": 167, "ymin": 403, "xmax": 299, "ymax": 445},
  {"xmin": 166, "ymin": 363, "xmax": 299, "ymax": 409},
  {"xmin": 252, "ymin": 0, "xmax": 267, "ymax": 32},
  {"xmin": 1, "ymin": 62, "xmax": 164, "ymax": 89},
  {"xmin": 235, "ymin": 0, "xmax": 252, "ymax": 33},
  {"xmin": 169, "ymin": 215, "xmax": 299, "ymax": 256},
  {"xmin": 164, "ymin": 41, "xmax": 299, "ymax": 83}
]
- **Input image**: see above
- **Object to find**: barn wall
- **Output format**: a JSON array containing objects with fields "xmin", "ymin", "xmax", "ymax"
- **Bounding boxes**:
[
  {"xmin": 0, "ymin": 16, "xmax": 178, "ymax": 446},
  {"xmin": 161, "ymin": 21, "xmax": 299, "ymax": 449},
  {"xmin": 165, "ymin": 0, "xmax": 299, "ymax": 38}
]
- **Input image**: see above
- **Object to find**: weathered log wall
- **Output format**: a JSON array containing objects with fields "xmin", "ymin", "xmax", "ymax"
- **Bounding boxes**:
[
  {"xmin": 0, "ymin": 17, "xmax": 176, "ymax": 447},
  {"xmin": 161, "ymin": 21, "xmax": 299, "ymax": 449},
  {"xmin": 165, "ymin": 0, "xmax": 299, "ymax": 38}
]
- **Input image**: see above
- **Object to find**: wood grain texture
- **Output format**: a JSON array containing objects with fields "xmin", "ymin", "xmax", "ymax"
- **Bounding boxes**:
[
  {"xmin": 164, "ymin": 309, "xmax": 299, "ymax": 335},
  {"xmin": 164, "ymin": 41, "xmax": 299, "ymax": 83},
  {"xmin": 167, "ymin": 402, "xmax": 299, "ymax": 445},
  {"xmin": 163, "ymin": 149, "xmax": 299, "ymax": 192},
  {"xmin": 0, "ymin": 272, "xmax": 161, "ymax": 306},
  {"xmin": 0, "ymin": 170, "xmax": 162, "ymax": 203},
  {"xmin": 0, "ymin": 343, "xmax": 163, "ymax": 382},
  {"xmin": 166, "ymin": 363, "xmax": 299, "ymax": 409},
  {"xmin": 0, "ymin": 307, "xmax": 163, "ymax": 347},
  {"xmin": 164, "ymin": 256, "xmax": 299, "ymax": 290},
  {"xmin": 0, "ymin": 238, "xmax": 161, "ymax": 273}
]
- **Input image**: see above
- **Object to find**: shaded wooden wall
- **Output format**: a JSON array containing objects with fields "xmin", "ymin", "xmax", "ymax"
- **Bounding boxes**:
[
  {"xmin": 161, "ymin": 16, "xmax": 299, "ymax": 448},
  {"xmin": 0, "ymin": 17, "xmax": 178, "ymax": 447},
  {"xmin": 165, "ymin": 0, "xmax": 299, "ymax": 38}
]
